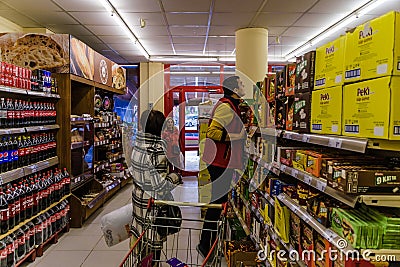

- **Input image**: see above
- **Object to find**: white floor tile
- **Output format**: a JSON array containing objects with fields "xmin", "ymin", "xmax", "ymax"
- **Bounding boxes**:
[
  {"xmin": 52, "ymin": 235, "xmax": 102, "ymax": 251},
  {"xmin": 69, "ymin": 223, "xmax": 103, "ymax": 236},
  {"xmin": 81, "ymin": 250, "xmax": 128, "ymax": 267},
  {"xmin": 93, "ymin": 237, "xmax": 130, "ymax": 251},
  {"xmin": 34, "ymin": 250, "xmax": 91, "ymax": 267}
]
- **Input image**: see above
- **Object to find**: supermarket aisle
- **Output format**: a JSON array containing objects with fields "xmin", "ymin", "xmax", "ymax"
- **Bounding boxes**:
[{"xmin": 23, "ymin": 176, "xmax": 220, "ymax": 267}]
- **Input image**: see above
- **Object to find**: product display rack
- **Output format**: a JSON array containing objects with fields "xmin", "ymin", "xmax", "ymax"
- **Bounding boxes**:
[{"xmin": 55, "ymin": 73, "xmax": 128, "ymax": 227}]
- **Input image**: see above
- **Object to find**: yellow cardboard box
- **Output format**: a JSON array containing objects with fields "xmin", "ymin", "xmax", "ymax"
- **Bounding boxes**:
[
  {"xmin": 199, "ymin": 122, "xmax": 209, "ymax": 140},
  {"xmin": 344, "ymin": 11, "xmax": 400, "ymax": 82},
  {"xmin": 311, "ymin": 86, "xmax": 342, "ymax": 134},
  {"xmin": 314, "ymin": 35, "xmax": 346, "ymax": 89},
  {"xmin": 342, "ymin": 76, "xmax": 400, "ymax": 140}
]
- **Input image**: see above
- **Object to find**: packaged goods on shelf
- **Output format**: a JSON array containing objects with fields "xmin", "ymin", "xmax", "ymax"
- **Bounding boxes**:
[
  {"xmin": 311, "ymin": 86, "xmax": 343, "ymax": 135},
  {"xmin": 274, "ymin": 198, "xmax": 290, "ymax": 243},
  {"xmin": 300, "ymin": 221, "xmax": 315, "ymax": 267},
  {"xmin": 344, "ymin": 11, "xmax": 400, "ymax": 82},
  {"xmin": 285, "ymin": 63, "xmax": 296, "ymax": 96},
  {"xmin": 275, "ymin": 68, "xmax": 286, "ymax": 100},
  {"xmin": 289, "ymin": 211, "xmax": 301, "ymax": 252},
  {"xmin": 342, "ymin": 76, "xmax": 400, "ymax": 140},
  {"xmin": 267, "ymin": 101, "xmax": 276, "ymax": 128},
  {"xmin": 224, "ymin": 240, "xmax": 258, "ymax": 267},
  {"xmin": 286, "ymin": 96, "xmax": 294, "ymax": 130},
  {"xmin": 314, "ymin": 233, "xmax": 332, "ymax": 267},
  {"xmin": 266, "ymin": 74, "xmax": 276, "ymax": 102},
  {"xmin": 295, "ymin": 50, "xmax": 316, "ymax": 93},
  {"xmin": 292, "ymin": 92, "xmax": 311, "ymax": 133},
  {"xmin": 314, "ymin": 35, "xmax": 346, "ymax": 90},
  {"xmin": 275, "ymin": 98, "xmax": 286, "ymax": 130},
  {"xmin": 292, "ymin": 150, "xmax": 308, "ymax": 171}
]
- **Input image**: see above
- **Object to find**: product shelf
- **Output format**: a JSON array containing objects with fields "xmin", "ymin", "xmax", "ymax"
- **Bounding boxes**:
[
  {"xmin": 0, "ymin": 124, "xmax": 59, "ymax": 136},
  {"xmin": 71, "ymin": 171, "xmax": 93, "ymax": 191},
  {"xmin": 71, "ymin": 141, "xmax": 89, "ymax": 150},
  {"xmin": 94, "ymin": 122, "xmax": 110, "ymax": 128},
  {"xmin": 0, "ymin": 193, "xmax": 71, "ymax": 241},
  {"xmin": 94, "ymin": 140, "xmax": 109, "ymax": 147},
  {"xmin": 0, "ymin": 85, "xmax": 60, "ymax": 99},
  {"xmin": 229, "ymin": 198, "xmax": 250, "ymax": 236},
  {"xmin": 1, "ymin": 156, "xmax": 59, "ymax": 184}
]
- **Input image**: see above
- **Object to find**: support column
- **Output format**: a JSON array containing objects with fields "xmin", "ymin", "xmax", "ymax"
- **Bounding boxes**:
[
  {"xmin": 235, "ymin": 28, "xmax": 268, "ymax": 99},
  {"xmin": 139, "ymin": 62, "xmax": 164, "ymax": 112}
]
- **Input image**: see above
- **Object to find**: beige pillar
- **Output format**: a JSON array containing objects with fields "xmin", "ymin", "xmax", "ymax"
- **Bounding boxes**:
[
  {"xmin": 235, "ymin": 28, "xmax": 268, "ymax": 99},
  {"xmin": 139, "ymin": 62, "xmax": 164, "ymax": 113}
]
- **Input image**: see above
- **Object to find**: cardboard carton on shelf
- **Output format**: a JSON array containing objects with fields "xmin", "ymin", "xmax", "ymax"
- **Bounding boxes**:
[
  {"xmin": 344, "ymin": 11, "xmax": 400, "ymax": 82},
  {"xmin": 296, "ymin": 50, "xmax": 316, "ymax": 93},
  {"xmin": 342, "ymin": 76, "xmax": 400, "ymax": 140},
  {"xmin": 314, "ymin": 35, "xmax": 345, "ymax": 90},
  {"xmin": 311, "ymin": 85, "xmax": 343, "ymax": 135},
  {"xmin": 293, "ymin": 92, "xmax": 311, "ymax": 133},
  {"xmin": 285, "ymin": 63, "xmax": 297, "ymax": 96}
]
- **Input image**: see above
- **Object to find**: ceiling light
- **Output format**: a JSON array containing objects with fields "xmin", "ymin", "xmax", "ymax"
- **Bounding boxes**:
[
  {"xmin": 150, "ymin": 57, "xmax": 218, "ymax": 62},
  {"xmin": 100, "ymin": 0, "xmax": 149, "ymax": 59},
  {"xmin": 285, "ymin": 0, "xmax": 389, "ymax": 60}
]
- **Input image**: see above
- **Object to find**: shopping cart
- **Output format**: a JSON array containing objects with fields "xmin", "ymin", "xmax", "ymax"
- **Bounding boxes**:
[{"xmin": 119, "ymin": 199, "xmax": 227, "ymax": 267}]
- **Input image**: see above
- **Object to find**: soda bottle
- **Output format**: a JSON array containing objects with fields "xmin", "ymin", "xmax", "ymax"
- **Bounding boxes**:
[
  {"xmin": 0, "ymin": 190, "xmax": 9, "ymax": 234},
  {"xmin": 16, "ymin": 184, "xmax": 25, "ymax": 222},
  {"xmin": 24, "ymin": 135, "xmax": 30, "ymax": 166},
  {"xmin": 32, "ymin": 216, "xmax": 42, "ymax": 246},
  {"xmin": 17, "ymin": 136, "xmax": 24, "ymax": 168},
  {"xmin": 0, "ymin": 139, "xmax": 3, "ymax": 173},
  {"xmin": 6, "ymin": 137, "xmax": 13, "ymax": 172},
  {"xmin": 11, "ymin": 136, "xmax": 18, "ymax": 170},
  {"xmin": 40, "ymin": 178, "xmax": 48, "ymax": 210},
  {"xmin": 15, "ymin": 227, "xmax": 25, "ymax": 261},
  {"xmin": 0, "ymin": 239, "xmax": 7, "ymax": 267},
  {"xmin": 24, "ymin": 183, "xmax": 33, "ymax": 219},
  {"xmin": 2, "ymin": 137, "xmax": 9, "ymax": 173},
  {"xmin": 47, "ymin": 171, "xmax": 54, "ymax": 204},
  {"xmin": 5, "ymin": 235, "xmax": 14, "ymax": 267},
  {"xmin": 5, "ymin": 190, "xmax": 14, "ymax": 230},
  {"xmin": 26, "ymin": 222, "xmax": 35, "ymax": 252},
  {"xmin": 11, "ymin": 187, "xmax": 20, "ymax": 226},
  {"xmin": 31, "ymin": 180, "xmax": 39, "ymax": 216},
  {"xmin": 0, "ymin": 98, "xmax": 6, "ymax": 129},
  {"xmin": 63, "ymin": 168, "xmax": 70, "ymax": 196},
  {"xmin": 13, "ymin": 99, "xmax": 19, "ymax": 127},
  {"xmin": 6, "ymin": 99, "xmax": 14, "ymax": 128},
  {"xmin": 35, "ymin": 178, "xmax": 43, "ymax": 214}
]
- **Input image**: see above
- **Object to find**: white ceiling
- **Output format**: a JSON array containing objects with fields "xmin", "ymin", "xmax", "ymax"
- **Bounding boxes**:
[{"xmin": 0, "ymin": 0, "xmax": 399, "ymax": 64}]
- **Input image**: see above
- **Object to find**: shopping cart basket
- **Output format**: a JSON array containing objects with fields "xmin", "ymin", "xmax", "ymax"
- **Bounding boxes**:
[{"xmin": 119, "ymin": 199, "xmax": 227, "ymax": 267}]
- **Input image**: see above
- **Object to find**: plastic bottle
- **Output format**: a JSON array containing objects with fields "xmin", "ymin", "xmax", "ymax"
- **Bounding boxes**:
[
  {"xmin": 26, "ymin": 222, "xmax": 35, "ymax": 252},
  {"xmin": 32, "ymin": 217, "xmax": 42, "ymax": 247},
  {"xmin": 0, "ymin": 190, "xmax": 8, "ymax": 235},
  {"xmin": 5, "ymin": 235, "xmax": 14, "ymax": 267},
  {"xmin": 16, "ymin": 184, "xmax": 25, "ymax": 222},
  {"xmin": 0, "ymin": 239, "xmax": 7, "ymax": 267},
  {"xmin": 5, "ymin": 190, "xmax": 14, "ymax": 230},
  {"xmin": 15, "ymin": 228, "xmax": 25, "ymax": 261},
  {"xmin": 63, "ymin": 168, "xmax": 70, "ymax": 196},
  {"xmin": 24, "ymin": 183, "xmax": 33, "ymax": 219},
  {"xmin": 11, "ymin": 187, "xmax": 20, "ymax": 226},
  {"xmin": 31, "ymin": 180, "xmax": 39, "ymax": 216}
]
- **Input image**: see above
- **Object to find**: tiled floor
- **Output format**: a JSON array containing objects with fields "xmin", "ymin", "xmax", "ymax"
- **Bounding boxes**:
[{"xmin": 22, "ymin": 176, "xmax": 226, "ymax": 267}]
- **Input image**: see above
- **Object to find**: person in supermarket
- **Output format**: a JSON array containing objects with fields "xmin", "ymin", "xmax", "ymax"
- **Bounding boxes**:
[
  {"xmin": 128, "ymin": 109, "xmax": 182, "ymax": 263},
  {"xmin": 198, "ymin": 75, "xmax": 248, "ymax": 257},
  {"xmin": 162, "ymin": 116, "xmax": 184, "ymax": 175}
]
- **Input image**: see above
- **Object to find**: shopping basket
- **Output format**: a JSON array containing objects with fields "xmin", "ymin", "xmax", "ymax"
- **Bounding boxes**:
[{"xmin": 119, "ymin": 199, "xmax": 227, "ymax": 267}]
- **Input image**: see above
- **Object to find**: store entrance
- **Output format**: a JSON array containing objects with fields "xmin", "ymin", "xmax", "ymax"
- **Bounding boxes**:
[{"xmin": 165, "ymin": 86, "xmax": 222, "ymax": 176}]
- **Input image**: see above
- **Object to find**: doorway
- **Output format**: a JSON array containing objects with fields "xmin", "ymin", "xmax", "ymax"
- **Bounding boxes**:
[{"xmin": 165, "ymin": 86, "xmax": 222, "ymax": 176}]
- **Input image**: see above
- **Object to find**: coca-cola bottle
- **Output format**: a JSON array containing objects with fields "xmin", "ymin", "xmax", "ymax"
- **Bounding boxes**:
[
  {"xmin": 5, "ymin": 235, "xmax": 14, "ymax": 267},
  {"xmin": 31, "ymin": 180, "xmax": 39, "ymax": 216},
  {"xmin": 16, "ymin": 184, "xmax": 25, "ymax": 222},
  {"xmin": 17, "ymin": 136, "xmax": 24, "ymax": 168},
  {"xmin": 24, "ymin": 183, "xmax": 33, "ymax": 219},
  {"xmin": 15, "ymin": 227, "xmax": 25, "ymax": 261},
  {"xmin": 26, "ymin": 222, "xmax": 35, "ymax": 252},
  {"xmin": 24, "ymin": 135, "xmax": 31, "ymax": 166},
  {"xmin": 40, "ymin": 178, "xmax": 48, "ymax": 210},
  {"xmin": 47, "ymin": 171, "xmax": 54, "ymax": 204},
  {"xmin": 63, "ymin": 168, "xmax": 70, "ymax": 196},
  {"xmin": 0, "ymin": 139, "xmax": 3, "ymax": 172},
  {"xmin": 0, "ymin": 190, "xmax": 9, "ymax": 234},
  {"xmin": 13, "ymin": 99, "xmax": 20, "ymax": 127},
  {"xmin": 0, "ymin": 98, "xmax": 6, "ymax": 129},
  {"xmin": 11, "ymin": 187, "xmax": 20, "ymax": 226},
  {"xmin": 33, "ymin": 216, "xmax": 42, "ymax": 247},
  {"xmin": 6, "ymin": 99, "xmax": 13, "ymax": 128},
  {"xmin": 0, "ymin": 239, "xmax": 7, "ymax": 267},
  {"xmin": 5, "ymin": 190, "xmax": 14, "ymax": 230}
]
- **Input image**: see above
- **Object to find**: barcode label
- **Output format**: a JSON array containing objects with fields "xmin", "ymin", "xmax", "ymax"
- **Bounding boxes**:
[
  {"xmin": 345, "ymin": 68, "xmax": 361, "ymax": 79},
  {"xmin": 315, "ymin": 78, "xmax": 326, "ymax": 87},
  {"xmin": 394, "ymin": 126, "xmax": 400, "ymax": 135},
  {"xmin": 312, "ymin": 124, "xmax": 322, "ymax": 131},
  {"xmin": 345, "ymin": 125, "xmax": 359, "ymax": 133}
]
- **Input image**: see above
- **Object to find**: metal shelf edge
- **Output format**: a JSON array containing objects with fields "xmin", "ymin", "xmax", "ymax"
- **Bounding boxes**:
[{"xmin": 229, "ymin": 198, "xmax": 250, "ymax": 236}]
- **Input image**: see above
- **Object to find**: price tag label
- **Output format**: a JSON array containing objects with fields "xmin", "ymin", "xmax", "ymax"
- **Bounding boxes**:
[
  {"xmin": 304, "ymin": 175, "xmax": 312, "ymax": 185},
  {"xmin": 291, "ymin": 169, "xmax": 298, "ymax": 177},
  {"xmin": 31, "ymin": 164, "xmax": 38, "ymax": 173},
  {"xmin": 316, "ymin": 179, "xmax": 327, "ymax": 192},
  {"xmin": 328, "ymin": 138, "xmax": 342, "ymax": 148},
  {"xmin": 280, "ymin": 165, "xmax": 287, "ymax": 172},
  {"xmin": 302, "ymin": 135, "xmax": 310, "ymax": 143},
  {"xmin": 325, "ymin": 229, "xmax": 338, "ymax": 239}
]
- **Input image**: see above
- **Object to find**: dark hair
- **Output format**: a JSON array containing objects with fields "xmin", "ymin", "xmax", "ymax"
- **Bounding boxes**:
[
  {"xmin": 140, "ymin": 110, "xmax": 166, "ymax": 137},
  {"xmin": 223, "ymin": 75, "xmax": 240, "ymax": 96}
]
